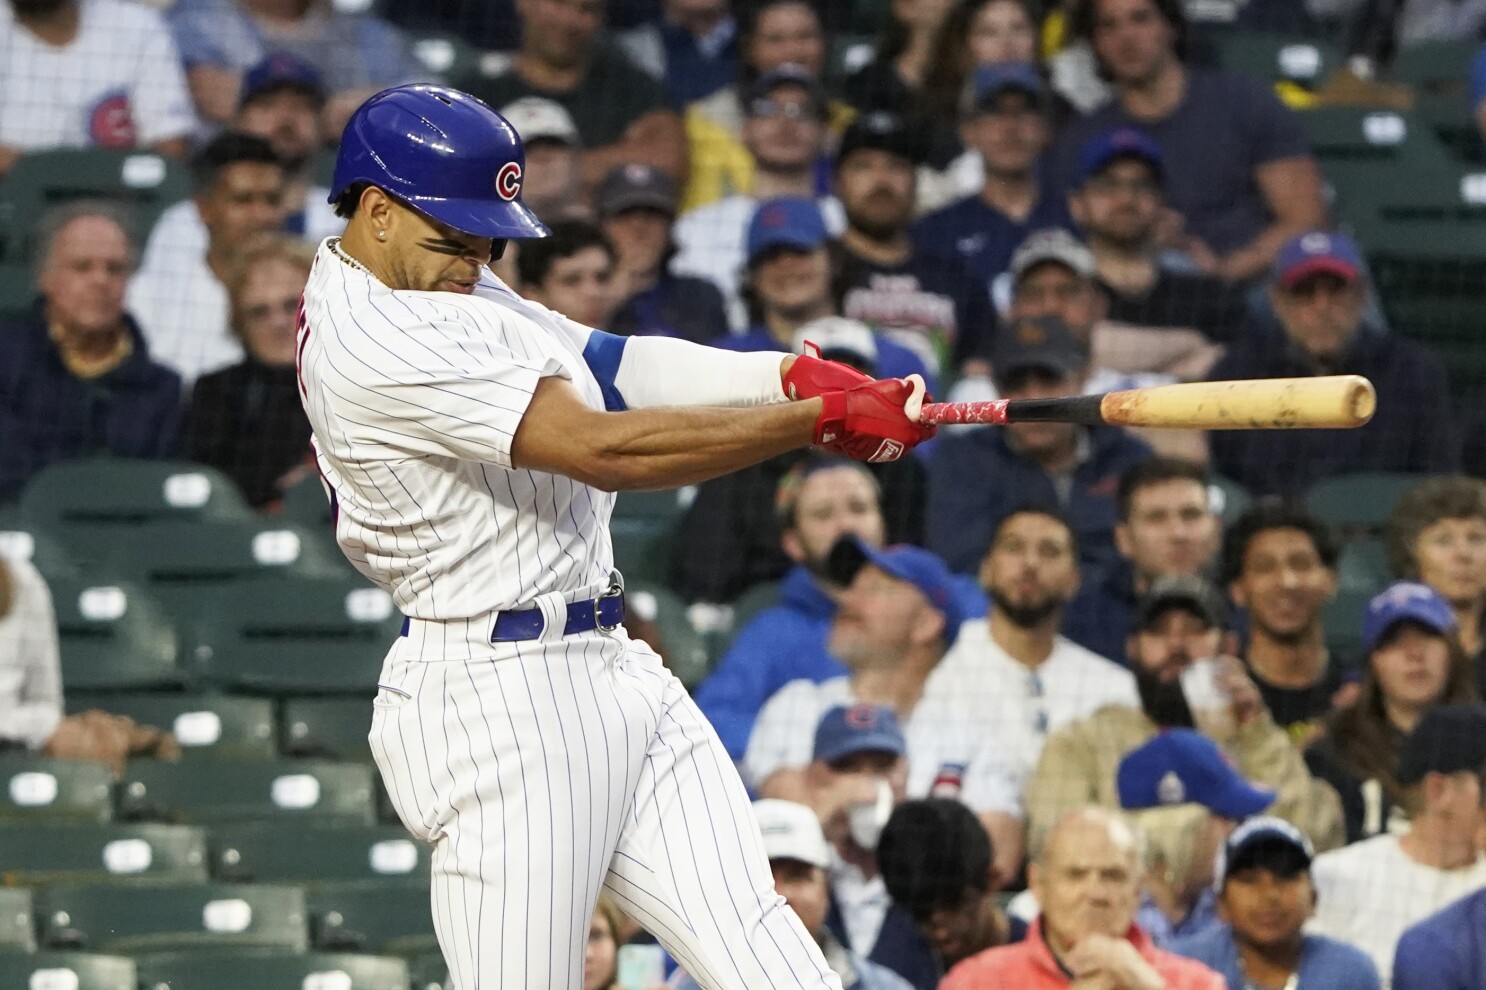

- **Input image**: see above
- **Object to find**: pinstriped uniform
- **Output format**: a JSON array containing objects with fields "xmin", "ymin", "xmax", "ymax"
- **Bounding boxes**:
[{"xmin": 298, "ymin": 239, "xmax": 840, "ymax": 990}]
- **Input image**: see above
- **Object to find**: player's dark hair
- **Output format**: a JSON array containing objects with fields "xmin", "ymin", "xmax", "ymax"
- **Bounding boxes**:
[
  {"xmin": 1220, "ymin": 498, "xmax": 1340, "ymax": 586},
  {"xmin": 1386, "ymin": 476, "xmax": 1486, "ymax": 580},
  {"xmin": 332, "ymin": 182, "xmax": 371, "ymax": 221},
  {"xmin": 515, "ymin": 219, "xmax": 615, "ymax": 290},
  {"xmin": 1067, "ymin": 0, "xmax": 1188, "ymax": 65},
  {"xmin": 1116, "ymin": 457, "xmax": 1210, "ymax": 523},
  {"xmin": 877, "ymin": 798, "xmax": 993, "ymax": 920},
  {"xmin": 190, "ymin": 131, "xmax": 282, "ymax": 193}
]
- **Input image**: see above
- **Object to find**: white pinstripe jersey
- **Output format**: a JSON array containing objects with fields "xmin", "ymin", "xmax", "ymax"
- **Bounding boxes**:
[{"xmin": 296, "ymin": 238, "xmax": 616, "ymax": 621}]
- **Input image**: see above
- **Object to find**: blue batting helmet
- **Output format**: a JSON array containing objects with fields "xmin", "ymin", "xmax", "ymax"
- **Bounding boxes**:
[{"xmin": 330, "ymin": 84, "xmax": 550, "ymax": 239}]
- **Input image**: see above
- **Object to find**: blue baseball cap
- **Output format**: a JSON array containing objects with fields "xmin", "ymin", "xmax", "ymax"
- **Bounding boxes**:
[
  {"xmin": 242, "ymin": 52, "xmax": 325, "ymax": 106},
  {"xmin": 747, "ymin": 197, "xmax": 829, "ymax": 263},
  {"xmin": 1077, "ymin": 127, "xmax": 1164, "ymax": 186},
  {"xmin": 814, "ymin": 704, "xmax": 908, "ymax": 765},
  {"xmin": 1274, "ymin": 230, "xmax": 1364, "ymax": 289},
  {"xmin": 1363, "ymin": 581, "xmax": 1457, "ymax": 655},
  {"xmin": 842, "ymin": 538, "xmax": 965, "ymax": 647},
  {"xmin": 968, "ymin": 62, "xmax": 1045, "ymax": 111},
  {"xmin": 1117, "ymin": 729, "xmax": 1277, "ymax": 820},
  {"xmin": 1213, "ymin": 816, "xmax": 1314, "ymax": 891}
]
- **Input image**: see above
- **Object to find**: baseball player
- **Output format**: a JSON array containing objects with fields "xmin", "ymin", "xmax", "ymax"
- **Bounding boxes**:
[{"xmin": 296, "ymin": 84, "xmax": 935, "ymax": 990}]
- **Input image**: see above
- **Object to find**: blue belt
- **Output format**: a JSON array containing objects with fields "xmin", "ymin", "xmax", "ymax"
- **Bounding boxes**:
[{"xmin": 400, "ymin": 587, "xmax": 625, "ymax": 643}]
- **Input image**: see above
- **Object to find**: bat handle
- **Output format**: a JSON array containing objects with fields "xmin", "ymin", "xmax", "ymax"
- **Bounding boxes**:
[{"xmin": 918, "ymin": 400, "xmax": 1010, "ymax": 426}]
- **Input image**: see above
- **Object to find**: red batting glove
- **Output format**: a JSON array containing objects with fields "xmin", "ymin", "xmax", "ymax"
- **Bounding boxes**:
[
  {"xmin": 814, "ymin": 377, "xmax": 936, "ymax": 463},
  {"xmin": 782, "ymin": 342, "xmax": 873, "ymax": 400}
]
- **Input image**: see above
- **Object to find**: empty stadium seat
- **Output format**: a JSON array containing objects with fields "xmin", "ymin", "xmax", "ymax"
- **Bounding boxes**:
[
  {"xmin": 66, "ymin": 694, "xmax": 277, "ymax": 761},
  {"xmin": 48, "ymin": 577, "xmax": 183, "ymax": 691},
  {"xmin": 1211, "ymin": 33, "xmax": 1340, "ymax": 86},
  {"xmin": 628, "ymin": 583, "xmax": 711, "ymax": 687},
  {"xmin": 1323, "ymin": 588, "xmax": 1372, "ymax": 662},
  {"xmin": 279, "ymin": 470, "xmax": 334, "ymax": 529},
  {"xmin": 0, "ymin": 756, "xmax": 113, "ymax": 823},
  {"xmin": 0, "ymin": 516, "xmax": 79, "ymax": 581},
  {"xmin": 117, "ymin": 759, "xmax": 376, "ymax": 826},
  {"xmin": 89, "ymin": 519, "xmax": 344, "ymax": 591},
  {"xmin": 18, "ymin": 459, "xmax": 250, "ymax": 536},
  {"xmin": 37, "ymin": 882, "xmax": 308, "ymax": 954},
  {"xmin": 0, "ymin": 888, "xmax": 35, "ymax": 952},
  {"xmin": 610, "ymin": 488, "xmax": 691, "ymax": 585},
  {"xmin": 1335, "ymin": 538, "xmax": 1391, "ymax": 595},
  {"xmin": 281, "ymin": 697, "xmax": 373, "ymax": 759},
  {"xmin": 1207, "ymin": 475, "xmax": 1253, "ymax": 526},
  {"xmin": 134, "ymin": 948, "xmax": 410, "ymax": 990},
  {"xmin": 1304, "ymin": 472, "xmax": 1427, "ymax": 534},
  {"xmin": 0, "ymin": 951, "xmax": 136, "ymax": 990},
  {"xmin": 0, "ymin": 823, "xmax": 208, "ymax": 886},
  {"xmin": 308, "ymin": 881, "xmax": 437, "ymax": 956},
  {"xmin": 1385, "ymin": 37, "xmax": 1477, "ymax": 89},
  {"xmin": 0, "ymin": 261, "xmax": 32, "ymax": 318},
  {"xmin": 212, "ymin": 823, "xmax": 428, "ymax": 885}
]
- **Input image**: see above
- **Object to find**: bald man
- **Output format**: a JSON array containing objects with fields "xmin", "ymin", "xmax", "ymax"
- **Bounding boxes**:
[{"xmin": 941, "ymin": 808, "xmax": 1223, "ymax": 990}]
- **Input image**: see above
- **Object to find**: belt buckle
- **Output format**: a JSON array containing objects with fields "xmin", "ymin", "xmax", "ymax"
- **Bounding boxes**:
[{"xmin": 593, "ymin": 574, "xmax": 624, "ymax": 633}]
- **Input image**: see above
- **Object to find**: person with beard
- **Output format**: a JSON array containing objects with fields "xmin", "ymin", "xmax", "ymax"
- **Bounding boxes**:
[
  {"xmin": 1025, "ymin": 574, "xmax": 1344, "ymax": 855},
  {"xmin": 1223, "ymin": 500, "xmax": 1348, "ymax": 748},
  {"xmin": 0, "ymin": 0, "xmax": 194, "ymax": 177},
  {"xmin": 938, "ymin": 507, "xmax": 1138, "ymax": 799},
  {"xmin": 831, "ymin": 111, "xmax": 996, "ymax": 380}
]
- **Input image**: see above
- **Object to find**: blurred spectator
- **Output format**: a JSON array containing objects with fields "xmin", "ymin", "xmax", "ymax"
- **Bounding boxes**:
[
  {"xmin": 941, "ymin": 806, "xmax": 1225, "ymax": 990},
  {"xmin": 673, "ymin": 799, "xmax": 915, "ymax": 990},
  {"xmin": 1309, "ymin": 704, "xmax": 1486, "ymax": 981},
  {"xmin": 1057, "ymin": 0, "xmax": 1325, "ymax": 283},
  {"xmin": 1387, "ymin": 477, "xmax": 1486, "ymax": 694},
  {"xmin": 616, "ymin": 0, "xmax": 737, "ymax": 106},
  {"xmin": 168, "ymin": 0, "xmax": 425, "ymax": 131},
  {"xmin": 1026, "ymin": 575, "xmax": 1345, "ymax": 852},
  {"xmin": 1306, "ymin": 582, "xmax": 1480, "ymax": 843},
  {"xmin": 746, "ymin": 542, "xmax": 1024, "ymax": 881},
  {"xmin": 674, "ymin": 70, "xmax": 843, "ymax": 321},
  {"xmin": 1331, "ymin": 0, "xmax": 1486, "ymax": 71},
  {"xmin": 0, "ymin": 0, "xmax": 195, "ymax": 176},
  {"xmin": 515, "ymin": 219, "xmax": 623, "ymax": 330},
  {"xmin": 184, "ymin": 236, "xmax": 313, "ymax": 508},
  {"xmin": 499, "ymin": 97, "xmax": 588, "ymax": 224},
  {"xmin": 1222, "ymin": 501, "xmax": 1345, "ymax": 746},
  {"xmin": 832, "ymin": 112, "xmax": 997, "ymax": 379},
  {"xmin": 128, "ymin": 131, "xmax": 287, "ymax": 387},
  {"xmin": 1118, "ymin": 731, "xmax": 1274, "ymax": 944},
  {"xmin": 683, "ymin": 0, "xmax": 850, "ymax": 210},
  {"xmin": 584, "ymin": 896, "xmax": 623, "ymax": 990},
  {"xmin": 925, "ymin": 314, "xmax": 1151, "ymax": 576},
  {"xmin": 940, "ymin": 508, "xmax": 1138, "ymax": 789},
  {"xmin": 692, "ymin": 460, "xmax": 892, "ymax": 758},
  {"xmin": 911, "ymin": 64, "xmax": 1072, "ymax": 294},
  {"xmin": 0, "ymin": 555, "xmax": 178, "ymax": 772},
  {"xmin": 1171, "ymin": 817, "xmax": 1381, "ymax": 990},
  {"xmin": 1207, "ymin": 232, "xmax": 1459, "ymax": 497},
  {"xmin": 457, "ymin": 0, "xmax": 685, "ymax": 187},
  {"xmin": 233, "ymin": 54, "xmax": 340, "ymax": 242},
  {"xmin": 1474, "ymin": 41, "xmax": 1486, "ymax": 146},
  {"xmin": 1064, "ymin": 457, "xmax": 1223, "ymax": 664},
  {"xmin": 1392, "ymin": 885, "xmax": 1486, "ymax": 990},
  {"xmin": 0, "ymin": 202, "xmax": 182, "ymax": 502},
  {"xmin": 842, "ymin": 0, "xmax": 957, "ymax": 123},
  {"xmin": 1068, "ymin": 128, "xmax": 1246, "ymax": 384},
  {"xmin": 876, "ymin": 798, "xmax": 1011, "ymax": 982},
  {"xmin": 596, "ymin": 163, "xmax": 729, "ymax": 342}
]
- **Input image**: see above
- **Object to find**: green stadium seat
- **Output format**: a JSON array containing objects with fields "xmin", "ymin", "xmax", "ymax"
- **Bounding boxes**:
[
  {"xmin": 1211, "ymin": 34, "xmax": 1341, "ymax": 86},
  {"xmin": 118, "ymin": 758, "xmax": 376, "ymax": 826},
  {"xmin": 0, "ymin": 261, "xmax": 32, "ymax": 318},
  {"xmin": 1385, "ymin": 38, "xmax": 1477, "ymax": 90},
  {"xmin": 212, "ymin": 823, "xmax": 428, "ymax": 885},
  {"xmin": 610, "ymin": 488, "xmax": 690, "ymax": 584},
  {"xmin": 0, "ymin": 951, "xmax": 136, "ymax": 990},
  {"xmin": 18, "ymin": 459, "xmax": 251, "ymax": 537},
  {"xmin": 279, "ymin": 470, "xmax": 333, "ymax": 529},
  {"xmin": 0, "ymin": 756, "xmax": 113, "ymax": 823},
  {"xmin": 308, "ymin": 881, "xmax": 436, "ymax": 956},
  {"xmin": 1336, "ymin": 538, "xmax": 1391, "ymax": 595},
  {"xmin": 281, "ymin": 697, "xmax": 373, "ymax": 759},
  {"xmin": 0, "ymin": 517, "xmax": 79, "ymax": 581},
  {"xmin": 66, "ymin": 693, "xmax": 277, "ymax": 761},
  {"xmin": 1208, "ymin": 476, "xmax": 1253, "ymax": 526},
  {"xmin": 627, "ymin": 583, "xmax": 711, "ymax": 687},
  {"xmin": 1323, "ymin": 588, "xmax": 1372, "ymax": 662},
  {"xmin": 183, "ymin": 574, "xmax": 398, "ymax": 694},
  {"xmin": 1304, "ymin": 472, "xmax": 1428, "ymax": 534},
  {"xmin": 48, "ymin": 577, "xmax": 183, "ymax": 691},
  {"xmin": 88, "ymin": 519, "xmax": 344, "ymax": 590},
  {"xmin": 0, "ymin": 823, "xmax": 208, "ymax": 885},
  {"xmin": 134, "ymin": 948, "xmax": 410, "ymax": 990},
  {"xmin": 37, "ymin": 882, "xmax": 308, "ymax": 954},
  {"xmin": 410, "ymin": 948, "xmax": 451, "ymax": 990},
  {"xmin": 0, "ymin": 888, "xmax": 35, "ymax": 952},
  {"xmin": 408, "ymin": 31, "xmax": 484, "ymax": 80}
]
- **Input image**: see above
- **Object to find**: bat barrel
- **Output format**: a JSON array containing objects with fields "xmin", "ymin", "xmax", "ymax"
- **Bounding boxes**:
[{"xmin": 1097, "ymin": 375, "xmax": 1376, "ymax": 430}]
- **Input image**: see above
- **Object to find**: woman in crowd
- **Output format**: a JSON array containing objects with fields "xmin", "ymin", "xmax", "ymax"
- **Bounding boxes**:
[
  {"xmin": 584, "ymin": 896, "xmax": 624, "ymax": 990},
  {"xmin": 1305, "ymin": 581, "xmax": 1480, "ymax": 843},
  {"xmin": 185, "ymin": 236, "xmax": 314, "ymax": 509}
]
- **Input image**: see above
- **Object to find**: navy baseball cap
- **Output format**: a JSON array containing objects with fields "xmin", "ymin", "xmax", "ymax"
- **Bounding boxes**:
[
  {"xmin": 837, "ymin": 112, "xmax": 928, "ymax": 167},
  {"xmin": 1136, "ymin": 575, "xmax": 1229, "ymax": 632},
  {"xmin": 1398, "ymin": 704, "xmax": 1486, "ymax": 785},
  {"xmin": 1362, "ymin": 581, "xmax": 1457, "ymax": 654},
  {"xmin": 841, "ymin": 538, "xmax": 965, "ymax": 647},
  {"xmin": 242, "ymin": 52, "xmax": 325, "ymax": 106},
  {"xmin": 814, "ymin": 704, "xmax": 908, "ymax": 765},
  {"xmin": 1214, "ymin": 816, "xmax": 1314, "ymax": 891},
  {"xmin": 991, "ymin": 314, "xmax": 1087, "ymax": 387},
  {"xmin": 747, "ymin": 197, "xmax": 829, "ymax": 262},
  {"xmin": 1117, "ymin": 729, "xmax": 1277, "ymax": 820},
  {"xmin": 1077, "ymin": 127, "xmax": 1164, "ymax": 186},
  {"xmin": 968, "ymin": 62, "xmax": 1045, "ymax": 112},
  {"xmin": 1274, "ymin": 231, "xmax": 1364, "ymax": 289}
]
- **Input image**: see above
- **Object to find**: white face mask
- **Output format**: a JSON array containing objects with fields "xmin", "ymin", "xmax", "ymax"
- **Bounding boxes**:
[{"xmin": 847, "ymin": 778, "xmax": 896, "ymax": 851}]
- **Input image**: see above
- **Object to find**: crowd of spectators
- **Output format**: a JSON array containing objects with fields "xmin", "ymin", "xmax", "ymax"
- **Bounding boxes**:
[{"xmin": 8, "ymin": 0, "xmax": 1486, "ymax": 988}]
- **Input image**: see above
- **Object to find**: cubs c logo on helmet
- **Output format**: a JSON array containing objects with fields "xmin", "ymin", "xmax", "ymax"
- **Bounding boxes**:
[{"xmin": 495, "ymin": 161, "xmax": 523, "ymax": 202}]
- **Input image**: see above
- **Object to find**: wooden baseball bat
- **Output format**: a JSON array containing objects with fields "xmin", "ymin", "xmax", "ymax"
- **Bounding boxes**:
[{"xmin": 916, "ymin": 375, "xmax": 1376, "ymax": 429}]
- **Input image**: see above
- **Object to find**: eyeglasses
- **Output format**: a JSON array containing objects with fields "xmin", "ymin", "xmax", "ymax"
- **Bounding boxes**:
[
  {"xmin": 240, "ymin": 297, "xmax": 300, "ymax": 324},
  {"xmin": 749, "ymin": 99, "xmax": 822, "ymax": 121}
]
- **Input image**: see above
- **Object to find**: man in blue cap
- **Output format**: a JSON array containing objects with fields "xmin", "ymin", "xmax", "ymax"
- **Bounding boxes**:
[
  {"xmin": 745, "ymin": 539, "xmax": 1025, "ymax": 882},
  {"xmin": 1206, "ymin": 229, "xmax": 1459, "ymax": 496},
  {"xmin": 911, "ymin": 63, "xmax": 1074, "ymax": 293}
]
